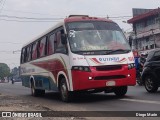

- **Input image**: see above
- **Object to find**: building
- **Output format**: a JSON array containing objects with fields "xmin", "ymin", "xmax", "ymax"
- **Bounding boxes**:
[{"xmin": 128, "ymin": 8, "xmax": 160, "ymax": 54}]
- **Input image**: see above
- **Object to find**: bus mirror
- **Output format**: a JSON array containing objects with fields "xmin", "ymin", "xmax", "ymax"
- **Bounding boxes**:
[{"xmin": 61, "ymin": 34, "xmax": 67, "ymax": 44}]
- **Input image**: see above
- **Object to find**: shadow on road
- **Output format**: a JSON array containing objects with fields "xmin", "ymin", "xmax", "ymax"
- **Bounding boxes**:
[{"xmin": 33, "ymin": 92, "xmax": 130, "ymax": 103}]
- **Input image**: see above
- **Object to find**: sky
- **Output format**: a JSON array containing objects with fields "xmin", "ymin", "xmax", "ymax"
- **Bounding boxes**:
[{"xmin": 0, "ymin": 0, "xmax": 160, "ymax": 69}]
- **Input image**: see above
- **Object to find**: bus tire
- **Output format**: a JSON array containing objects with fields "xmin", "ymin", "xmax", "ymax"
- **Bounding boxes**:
[
  {"xmin": 114, "ymin": 86, "xmax": 127, "ymax": 97},
  {"xmin": 31, "ymin": 82, "xmax": 45, "ymax": 97},
  {"xmin": 59, "ymin": 78, "xmax": 71, "ymax": 102}
]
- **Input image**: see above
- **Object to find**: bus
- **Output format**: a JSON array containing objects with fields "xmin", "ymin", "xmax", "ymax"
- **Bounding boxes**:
[{"xmin": 20, "ymin": 15, "xmax": 136, "ymax": 102}]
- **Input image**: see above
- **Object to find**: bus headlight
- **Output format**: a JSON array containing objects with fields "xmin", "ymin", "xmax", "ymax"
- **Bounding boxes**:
[
  {"xmin": 72, "ymin": 66, "xmax": 91, "ymax": 72},
  {"xmin": 128, "ymin": 63, "xmax": 135, "ymax": 69}
]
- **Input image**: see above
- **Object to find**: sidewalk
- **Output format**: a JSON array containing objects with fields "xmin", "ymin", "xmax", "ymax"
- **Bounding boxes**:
[{"xmin": 0, "ymin": 80, "xmax": 9, "ymax": 83}]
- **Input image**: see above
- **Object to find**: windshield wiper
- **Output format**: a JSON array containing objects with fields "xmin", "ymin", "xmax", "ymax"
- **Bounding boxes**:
[{"xmin": 106, "ymin": 49, "xmax": 131, "ymax": 55}]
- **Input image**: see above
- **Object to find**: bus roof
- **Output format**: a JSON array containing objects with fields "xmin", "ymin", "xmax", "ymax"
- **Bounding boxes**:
[
  {"xmin": 64, "ymin": 15, "xmax": 113, "ymax": 23},
  {"xmin": 22, "ymin": 16, "xmax": 114, "ymax": 48}
]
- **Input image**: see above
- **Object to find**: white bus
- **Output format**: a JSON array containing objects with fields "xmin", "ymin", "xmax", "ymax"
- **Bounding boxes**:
[{"xmin": 20, "ymin": 15, "xmax": 136, "ymax": 102}]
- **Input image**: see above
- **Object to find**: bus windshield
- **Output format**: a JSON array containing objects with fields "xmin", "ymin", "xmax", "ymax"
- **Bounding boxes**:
[{"xmin": 67, "ymin": 21, "xmax": 131, "ymax": 54}]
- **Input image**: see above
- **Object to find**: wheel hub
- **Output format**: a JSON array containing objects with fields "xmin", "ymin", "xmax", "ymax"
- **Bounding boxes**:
[
  {"xmin": 61, "ymin": 83, "xmax": 67, "ymax": 99},
  {"xmin": 146, "ymin": 78, "xmax": 153, "ymax": 90}
]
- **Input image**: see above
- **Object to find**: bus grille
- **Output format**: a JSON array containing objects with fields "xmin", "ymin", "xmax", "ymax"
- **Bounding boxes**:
[
  {"xmin": 96, "ymin": 65, "xmax": 122, "ymax": 71},
  {"xmin": 94, "ymin": 75, "xmax": 126, "ymax": 80}
]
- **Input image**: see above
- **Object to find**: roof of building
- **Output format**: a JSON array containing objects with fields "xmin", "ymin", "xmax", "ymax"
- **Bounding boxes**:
[{"xmin": 128, "ymin": 8, "xmax": 160, "ymax": 23}]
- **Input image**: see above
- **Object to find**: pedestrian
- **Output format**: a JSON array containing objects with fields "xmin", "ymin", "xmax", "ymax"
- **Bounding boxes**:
[
  {"xmin": 139, "ymin": 53, "xmax": 148, "ymax": 72},
  {"xmin": 133, "ymin": 50, "xmax": 143, "ymax": 85},
  {"xmin": 11, "ymin": 77, "xmax": 14, "ymax": 84},
  {"xmin": 133, "ymin": 50, "xmax": 139, "ymax": 70}
]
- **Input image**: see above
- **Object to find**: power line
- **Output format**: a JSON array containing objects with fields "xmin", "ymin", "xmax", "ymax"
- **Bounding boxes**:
[
  {"xmin": 0, "ymin": 50, "xmax": 13, "ymax": 52},
  {"xmin": 3, "ymin": 8, "xmax": 132, "ymax": 19},
  {"xmin": 0, "ymin": 50, "xmax": 21, "ymax": 54},
  {"xmin": 109, "ymin": 16, "xmax": 132, "ymax": 18},
  {"xmin": 0, "ymin": 11, "xmax": 132, "ymax": 22},
  {"xmin": 13, "ymin": 50, "xmax": 21, "ymax": 54},
  {"xmin": 1, "ymin": 10, "xmax": 132, "ymax": 20},
  {"xmin": 0, "ymin": 15, "xmax": 131, "ymax": 22},
  {"xmin": 0, "ymin": 14, "xmax": 131, "ymax": 20},
  {"xmin": 0, "ymin": 12, "xmax": 131, "ymax": 21},
  {"xmin": 0, "ymin": 18, "xmax": 60, "ymax": 22},
  {"xmin": 111, "ymin": 18, "xmax": 129, "ymax": 20},
  {"xmin": 3, "ymin": 9, "xmax": 64, "ymax": 17},
  {"xmin": 0, "ymin": 14, "xmax": 64, "ymax": 20},
  {"xmin": 0, "ymin": 50, "xmax": 13, "ymax": 53},
  {"xmin": 0, "ymin": 42, "xmax": 23, "ymax": 44}
]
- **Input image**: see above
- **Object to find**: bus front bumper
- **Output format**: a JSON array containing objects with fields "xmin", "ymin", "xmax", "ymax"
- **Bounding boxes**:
[{"xmin": 71, "ymin": 65, "xmax": 136, "ymax": 91}]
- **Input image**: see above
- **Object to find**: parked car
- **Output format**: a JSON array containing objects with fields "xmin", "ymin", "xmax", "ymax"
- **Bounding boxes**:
[
  {"xmin": 14, "ymin": 78, "xmax": 22, "ymax": 82},
  {"xmin": 141, "ymin": 48, "xmax": 160, "ymax": 93},
  {"xmin": 10, "ymin": 77, "xmax": 22, "ymax": 83}
]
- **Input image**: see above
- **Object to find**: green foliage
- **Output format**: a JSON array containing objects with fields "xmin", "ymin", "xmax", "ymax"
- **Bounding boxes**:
[{"xmin": 0, "ymin": 63, "xmax": 10, "ymax": 79}]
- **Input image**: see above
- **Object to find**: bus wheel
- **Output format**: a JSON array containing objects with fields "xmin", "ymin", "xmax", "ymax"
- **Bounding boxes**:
[
  {"xmin": 31, "ymin": 82, "xmax": 45, "ymax": 97},
  {"xmin": 114, "ymin": 86, "xmax": 127, "ymax": 97},
  {"xmin": 59, "ymin": 78, "xmax": 71, "ymax": 102}
]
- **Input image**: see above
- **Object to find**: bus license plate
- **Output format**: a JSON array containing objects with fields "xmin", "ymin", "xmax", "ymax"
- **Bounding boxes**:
[{"xmin": 106, "ymin": 81, "xmax": 115, "ymax": 86}]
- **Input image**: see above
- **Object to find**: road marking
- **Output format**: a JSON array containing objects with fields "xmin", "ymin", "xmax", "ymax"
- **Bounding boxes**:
[{"xmin": 120, "ymin": 98, "xmax": 160, "ymax": 105}]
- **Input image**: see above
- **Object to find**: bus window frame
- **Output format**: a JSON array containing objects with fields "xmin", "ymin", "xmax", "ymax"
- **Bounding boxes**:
[
  {"xmin": 26, "ymin": 45, "xmax": 32, "ymax": 62},
  {"xmin": 48, "ymin": 32, "xmax": 56, "ymax": 55},
  {"xmin": 47, "ymin": 26, "xmax": 68, "ymax": 56},
  {"xmin": 55, "ymin": 27, "xmax": 68, "ymax": 54},
  {"xmin": 38, "ymin": 36, "xmax": 47, "ymax": 58}
]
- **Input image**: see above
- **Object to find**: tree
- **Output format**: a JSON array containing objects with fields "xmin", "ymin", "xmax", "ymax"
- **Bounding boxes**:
[
  {"xmin": 0, "ymin": 63, "xmax": 10, "ymax": 80},
  {"xmin": 11, "ymin": 67, "xmax": 19, "ymax": 78}
]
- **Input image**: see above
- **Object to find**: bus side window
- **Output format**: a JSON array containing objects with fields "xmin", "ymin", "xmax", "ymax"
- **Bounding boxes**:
[
  {"xmin": 39, "ymin": 37, "xmax": 47, "ymax": 57},
  {"xmin": 32, "ymin": 42, "xmax": 38, "ymax": 60},
  {"xmin": 48, "ymin": 34, "xmax": 56, "ymax": 55},
  {"xmin": 26, "ymin": 47, "xmax": 29, "ymax": 62},
  {"xmin": 29, "ymin": 45, "xmax": 32, "ymax": 61},
  {"xmin": 26, "ymin": 45, "xmax": 32, "ymax": 62},
  {"xmin": 21, "ymin": 48, "xmax": 25, "ymax": 63},
  {"xmin": 23, "ymin": 48, "xmax": 28, "ymax": 63},
  {"xmin": 55, "ymin": 29, "xmax": 67, "ymax": 54}
]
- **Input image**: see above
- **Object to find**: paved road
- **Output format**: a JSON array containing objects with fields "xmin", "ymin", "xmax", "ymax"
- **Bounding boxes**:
[
  {"xmin": 0, "ymin": 82, "xmax": 160, "ymax": 119},
  {"xmin": 0, "ymin": 82, "xmax": 160, "ymax": 110}
]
